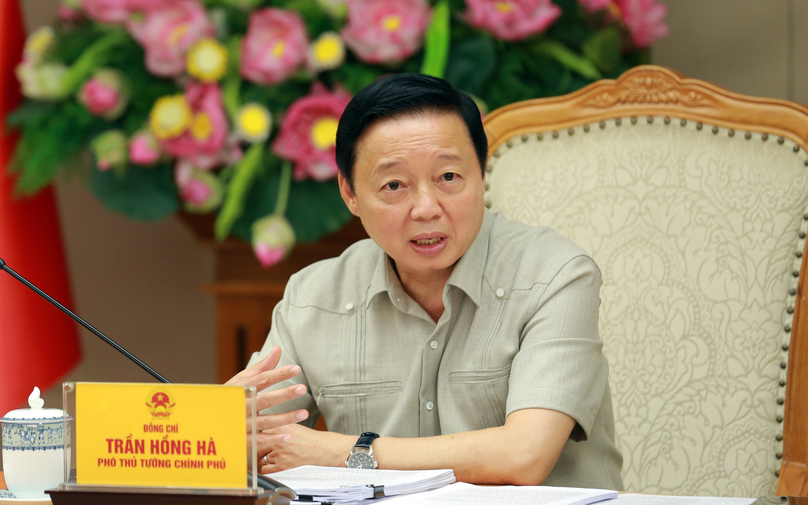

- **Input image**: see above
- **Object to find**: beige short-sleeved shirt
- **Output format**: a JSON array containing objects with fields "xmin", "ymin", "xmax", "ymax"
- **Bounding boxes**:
[{"xmin": 249, "ymin": 209, "xmax": 623, "ymax": 490}]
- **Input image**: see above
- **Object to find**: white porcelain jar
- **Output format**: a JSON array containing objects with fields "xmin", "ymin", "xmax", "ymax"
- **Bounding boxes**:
[{"xmin": 1, "ymin": 387, "xmax": 71, "ymax": 499}]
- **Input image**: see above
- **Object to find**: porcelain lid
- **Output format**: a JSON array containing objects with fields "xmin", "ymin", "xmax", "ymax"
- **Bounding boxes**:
[{"xmin": 1, "ymin": 387, "xmax": 69, "ymax": 423}]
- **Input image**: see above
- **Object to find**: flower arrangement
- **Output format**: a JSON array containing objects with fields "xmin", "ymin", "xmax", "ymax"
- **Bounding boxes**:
[{"xmin": 10, "ymin": 0, "xmax": 667, "ymax": 267}]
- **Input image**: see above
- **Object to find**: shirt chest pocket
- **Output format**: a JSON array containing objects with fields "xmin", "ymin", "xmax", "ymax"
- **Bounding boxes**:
[
  {"xmin": 445, "ymin": 366, "xmax": 511, "ymax": 431},
  {"xmin": 316, "ymin": 380, "xmax": 403, "ymax": 435}
]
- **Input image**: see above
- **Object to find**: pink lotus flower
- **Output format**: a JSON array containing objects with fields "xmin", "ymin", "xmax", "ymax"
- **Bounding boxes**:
[
  {"xmin": 341, "ymin": 0, "xmax": 431, "ymax": 64},
  {"xmin": 127, "ymin": 0, "xmax": 215, "ymax": 77},
  {"xmin": 175, "ymin": 161, "xmax": 224, "ymax": 212},
  {"xmin": 240, "ymin": 8, "xmax": 309, "ymax": 85},
  {"xmin": 78, "ymin": 69, "xmax": 129, "ymax": 119},
  {"xmin": 80, "ymin": 0, "xmax": 159, "ymax": 24},
  {"xmin": 578, "ymin": 0, "xmax": 612, "ymax": 12},
  {"xmin": 614, "ymin": 0, "xmax": 668, "ymax": 47},
  {"xmin": 464, "ymin": 0, "xmax": 562, "ymax": 41},
  {"xmin": 251, "ymin": 214, "xmax": 296, "ymax": 268},
  {"xmin": 129, "ymin": 129, "xmax": 161, "ymax": 165},
  {"xmin": 160, "ymin": 82, "xmax": 230, "ymax": 170},
  {"xmin": 272, "ymin": 83, "xmax": 352, "ymax": 182}
]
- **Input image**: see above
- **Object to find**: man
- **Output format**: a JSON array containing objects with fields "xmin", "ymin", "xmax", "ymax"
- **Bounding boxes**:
[{"xmin": 227, "ymin": 74, "xmax": 623, "ymax": 488}]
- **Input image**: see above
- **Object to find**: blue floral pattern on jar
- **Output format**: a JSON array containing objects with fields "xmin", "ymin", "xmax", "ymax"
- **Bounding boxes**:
[{"xmin": 1, "ymin": 421, "xmax": 70, "ymax": 451}]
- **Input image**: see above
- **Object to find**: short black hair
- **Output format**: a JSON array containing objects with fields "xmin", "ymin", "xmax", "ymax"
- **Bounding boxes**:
[{"xmin": 335, "ymin": 73, "xmax": 487, "ymax": 190}]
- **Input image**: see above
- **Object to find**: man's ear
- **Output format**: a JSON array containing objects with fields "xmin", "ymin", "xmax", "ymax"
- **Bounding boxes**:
[{"xmin": 338, "ymin": 172, "xmax": 359, "ymax": 217}]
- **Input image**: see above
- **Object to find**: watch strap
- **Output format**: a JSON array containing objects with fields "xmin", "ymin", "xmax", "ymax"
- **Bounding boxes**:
[{"xmin": 354, "ymin": 432, "xmax": 380, "ymax": 450}]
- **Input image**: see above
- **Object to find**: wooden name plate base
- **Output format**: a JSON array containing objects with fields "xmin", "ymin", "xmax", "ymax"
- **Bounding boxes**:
[{"xmin": 47, "ymin": 486, "xmax": 295, "ymax": 505}]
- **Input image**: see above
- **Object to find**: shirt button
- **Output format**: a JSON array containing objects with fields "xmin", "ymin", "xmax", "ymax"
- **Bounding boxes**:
[
  {"xmin": 426, "ymin": 401, "xmax": 434, "ymax": 411},
  {"xmin": 430, "ymin": 340, "xmax": 438, "ymax": 349},
  {"xmin": 397, "ymin": 297, "xmax": 401, "ymax": 303},
  {"xmin": 496, "ymin": 288, "xmax": 505, "ymax": 298},
  {"xmin": 345, "ymin": 303, "xmax": 354, "ymax": 311}
]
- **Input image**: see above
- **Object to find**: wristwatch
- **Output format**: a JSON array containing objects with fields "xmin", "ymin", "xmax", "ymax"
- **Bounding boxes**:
[{"xmin": 346, "ymin": 432, "xmax": 380, "ymax": 469}]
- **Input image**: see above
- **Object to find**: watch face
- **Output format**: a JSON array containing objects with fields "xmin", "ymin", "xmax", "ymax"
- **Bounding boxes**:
[{"xmin": 347, "ymin": 451, "xmax": 376, "ymax": 469}]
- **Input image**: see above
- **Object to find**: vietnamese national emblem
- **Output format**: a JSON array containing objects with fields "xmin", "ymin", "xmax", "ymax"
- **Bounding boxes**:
[{"xmin": 145, "ymin": 389, "xmax": 175, "ymax": 419}]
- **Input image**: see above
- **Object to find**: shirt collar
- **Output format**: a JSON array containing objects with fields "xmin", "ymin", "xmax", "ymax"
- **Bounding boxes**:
[
  {"xmin": 445, "ymin": 208, "xmax": 492, "ymax": 307},
  {"xmin": 365, "ymin": 208, "xmax": 493, "ymax": 308},
  {"xmin": 367, "ymin": 246, "xmax": 402, "ymax": 307}
]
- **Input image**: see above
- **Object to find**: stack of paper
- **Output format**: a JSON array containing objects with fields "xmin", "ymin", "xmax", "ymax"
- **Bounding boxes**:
[
  {"xmin": 268, "ymin": 465, "xmax": 456, "ymax": 503},
  {"xmin": 383, "ymin": 481, "xmax": 618, "ymax": 505}
]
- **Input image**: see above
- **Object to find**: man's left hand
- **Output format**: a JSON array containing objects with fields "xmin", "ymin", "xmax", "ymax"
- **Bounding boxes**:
[{"xmin": 258, "ymin": 424, "xmax": 354, "ymax": 473}]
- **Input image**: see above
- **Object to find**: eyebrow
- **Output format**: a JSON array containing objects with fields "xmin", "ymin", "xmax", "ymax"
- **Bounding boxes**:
[
  {"xmin": 375, "ymin": 160, "xmax": 402, "ymax": 172},
  {"xmin": 375, "ymin": 153, "xmax": 463, "ymax": 172},
  {"xmin": 438, "ymin": 153, "xmax": 462, "ymax": 162}
]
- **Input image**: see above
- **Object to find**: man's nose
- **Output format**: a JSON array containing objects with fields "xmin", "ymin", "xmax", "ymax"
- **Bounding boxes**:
[{"xmin": 410, "ymin": 185, "xmax": 442, "ymax": 220}]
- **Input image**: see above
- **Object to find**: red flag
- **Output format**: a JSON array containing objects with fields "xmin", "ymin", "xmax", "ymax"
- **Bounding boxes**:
[{"xmin": 0, "ymin": 0, "xmax": 82, "ymax": 414}]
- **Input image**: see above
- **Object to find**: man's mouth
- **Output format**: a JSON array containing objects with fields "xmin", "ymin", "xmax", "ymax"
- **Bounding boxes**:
[{"xmin": 413, "ymin": 237, "xmax": 443, "ymax": 245}]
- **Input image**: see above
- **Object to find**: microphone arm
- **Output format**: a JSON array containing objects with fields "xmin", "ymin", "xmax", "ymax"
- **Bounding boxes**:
[
  {"xmin": 0, "ymin": 256, "xmax": 293, "ymax": 499},
  {"xmin": 0, "ymin": 256, "xmax": 169, "ymax": 383}
]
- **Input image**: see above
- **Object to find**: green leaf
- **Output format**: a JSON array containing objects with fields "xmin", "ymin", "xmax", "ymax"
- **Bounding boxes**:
[
  {"xmin": 638, "ymin": 48, "xmax": 652, "ymax": 65},
  {"xmin": 420, "ymin": 0, "xmax": 451, "ymax": 78},
  {"xmin": 241, "ymin": 78, "xmax": 310, "ymax": 116},
  {"xmin": 275, "ymin": 0, "xmax": 333, "ymax": 35},
  {"xmin": 232, "ymin": 169, "xmax": 353, "ymax": 244},
  {"xmin": 532, "ymin": 40, "xmax": 602, "ymax": 81},
  {"xmin": 11, "ymin": 100, "xmax": 107, "ymax": 194},
  {"xmin": 483, "ymin": 48, "xmax": 554, "ymax": 109},
  {"xmin": 50, "ymin": 24, "xmax": 106, "ymax": 65},
  {"xmin": 223, "ymin": 37, "xmax": 243, "ymax": 117},
  {"xmin": 582, "ymin": 27, "xmax": 622, "ymax": 73},
  {"xmin": 546, "ymin": 0, "xmax": 593, "ymax": 48},
  {"xmin": 215, "ymin": 143, "xmax": 264, "ymax": 240},
  {"xmin": 60, "ymin": 29, "xmax": 130, "ymax": 97},
  {"xmin": 6, "ymin": 101, "xmax": 56, "ymax": 128},
  {"xmin": 90, "ymin": 163, "xmax": 179, "ymax": 221},
  {"xmin": 285, "ymin": 179, "xmax": 353, "ymax": 243},
  {"xmin": 444, "ymin": 37, "xmax": 496, "ymax": 97},
  {"xmin": 328, "ymin": 62, "xmax": 385, "ymax": 95}
]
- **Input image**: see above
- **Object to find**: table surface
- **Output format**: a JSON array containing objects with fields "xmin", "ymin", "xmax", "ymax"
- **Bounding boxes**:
[{"xmin": 2, "ymin": 470, "xmax": 805, "ymax": 504}]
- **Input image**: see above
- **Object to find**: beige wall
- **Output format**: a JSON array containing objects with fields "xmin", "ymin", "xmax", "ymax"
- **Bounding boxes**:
[
  {"xmin": 653, "ymin": 0, "xmax": 808, "ymax": 104},
  {"xmin": 10, "ymin": 0, "xmax": 808, "ymax": 425}
]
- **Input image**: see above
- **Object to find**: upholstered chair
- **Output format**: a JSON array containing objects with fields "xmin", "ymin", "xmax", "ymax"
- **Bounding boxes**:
[{"xmin": 482, "ymin": 66, "xmax": 808, "ymax": 497}]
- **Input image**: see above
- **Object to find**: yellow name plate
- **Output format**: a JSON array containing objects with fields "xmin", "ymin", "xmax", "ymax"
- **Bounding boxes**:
[{"xmin": 76, "ymin": 383, "xmax": 247, "ymax": 489}]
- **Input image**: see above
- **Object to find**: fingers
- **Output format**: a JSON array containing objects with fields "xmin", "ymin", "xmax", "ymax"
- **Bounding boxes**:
[
  {"xmin": 225, "ymin": 346, "xmax": 282, "ymax": 386},
  {"xmin": 256, "ymin": 383, "xmax": 308, "ymax": 412},
  {"xmin": 245, "ymin": 384, "xmax": 308, "ymax": 431},
  {"xmin": 263, "ymin": 346, "xmax": 282, "ymax": 371},
  {"xmin": 228, "ymin": 355, "xmax": 303, "ymax": 395},
  {"xmin": 251, "ymin": 365, "xmax": 302, "ymax": 392},
  {"xmin": 256, "ymin": 409, "xmax": 309, "ymax": 431},
  {"xmin": 257, "ymin": 432, "xmax": 293, "ymax": 456}
]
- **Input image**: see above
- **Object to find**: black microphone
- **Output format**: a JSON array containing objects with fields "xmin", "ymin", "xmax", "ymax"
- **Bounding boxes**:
[{"xmin": 0, "ymin": 256, "xmax": 294, "ymax": 501}]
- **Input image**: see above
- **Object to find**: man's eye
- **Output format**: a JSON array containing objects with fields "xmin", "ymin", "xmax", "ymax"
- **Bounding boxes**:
[
  {"xmin": 442, "ymin": 173, "xmax": 456, "ymax": 182},
  {"xmin": 385, "ymin": 181, "xmax": 401, "ymax": 191}
]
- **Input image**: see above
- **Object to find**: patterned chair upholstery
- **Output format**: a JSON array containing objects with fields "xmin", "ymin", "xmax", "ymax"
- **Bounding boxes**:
[{"xmin": 482, "ymin": 66, "xmax": 808, "ymax": 497}]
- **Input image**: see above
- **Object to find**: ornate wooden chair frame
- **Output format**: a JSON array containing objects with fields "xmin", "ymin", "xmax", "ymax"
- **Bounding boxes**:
[{"xmin": 482, "ymin": 65, "xmax": 808, "ymax": 495}]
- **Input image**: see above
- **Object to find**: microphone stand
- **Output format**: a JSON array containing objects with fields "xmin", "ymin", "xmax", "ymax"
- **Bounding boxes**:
[{"xmin": 0, "ymin": 257, "xmax": 293, "ymax": 502}]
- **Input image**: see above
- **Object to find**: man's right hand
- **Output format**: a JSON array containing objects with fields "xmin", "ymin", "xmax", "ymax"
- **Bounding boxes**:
[{"xmin": 225, "ymin": 346, "xmax": 310, "ymax": 433}]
